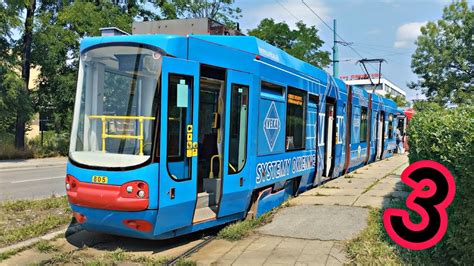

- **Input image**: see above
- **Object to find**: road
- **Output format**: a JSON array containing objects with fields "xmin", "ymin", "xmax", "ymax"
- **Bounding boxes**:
[{"xmin": 0, "ymin": 164, "xmax": 66, "ymax": 201}]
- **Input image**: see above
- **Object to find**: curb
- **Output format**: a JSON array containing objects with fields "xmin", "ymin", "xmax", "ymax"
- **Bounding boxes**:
[
  {"xmin": 0, "ymin": 222, "xmax": 82, "ymax": 255},
  {"xmin": 0, "ymin": 228, "xmax": 67, "ymax": 255},
  {"xmin": 0, "ymin": 161, "xmax": 67, "ymax": 171}
]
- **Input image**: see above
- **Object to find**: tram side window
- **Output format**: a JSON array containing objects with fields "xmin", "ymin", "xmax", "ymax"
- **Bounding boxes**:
[
  {"xmin": 228, "ymin": 84, "xmax": 249, "ymax": 173},
  {"xmin": 167, "ymin": 74, "xmax": 192, "ymax": 165},
  {"xmin": 388, "ymin": 113, "xmax": 394, "ymax": 139},
  {"xmin": 286, "ymin": 87, "xmax": 306, "ymax": 150},
  {"xmin": 360, "ymin": 107, "xmax": 368, "ymax": 142}
]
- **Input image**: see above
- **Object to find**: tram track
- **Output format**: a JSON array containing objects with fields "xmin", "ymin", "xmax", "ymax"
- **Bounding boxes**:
[
  {"xmin": 62, "ymin": 219, "xmax": 218, "ymax": 265},
  {"xmin": 165, "ymin": 234, "xmax": 216, "ymax": 265}
]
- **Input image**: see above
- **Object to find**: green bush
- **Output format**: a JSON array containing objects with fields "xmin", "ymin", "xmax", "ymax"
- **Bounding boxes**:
[
  {"xmin": 28, "ymin": 131, "xmax": 70, "ymax": 157},
  {"xmin": 0, "ymin": 132, "xmax": 34, "ymax": 160},
  {"xmin": 407, "ymin": 105, "xmax": 474, "ymax": 264},
  {"xmin": 0, "ymin": 131, "xmax": 69, "ymax": 160}
]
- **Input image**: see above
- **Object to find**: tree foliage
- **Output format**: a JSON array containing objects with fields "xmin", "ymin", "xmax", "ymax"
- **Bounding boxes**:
[
  {"xmin": 408, "ymin": 105, "xmax": 474, "ymax": 264},
  {"xmin": 410, "ymin": 0, "xmax": 473, "ymax": 106},
  {"xmin": 384, "ymin": 93, "xmax": 408, "ymax": 107},
  {"xmin": 157, "ymin": 0, "xmax": 242, "ymax": 27},
  {"xmin": 29, "ymin": 1, "xmax": 135, "ymax": 133},
  {"xmin": 248, "ymin": 18, "xmax": 331, "ymax": 69},
  {"xmin": 0, "ymin": 2, "xmax": 23, "ymax": 133},
  {"xmin": 1, "ymin": 0, "xmax": 243, "ymax": 153}
]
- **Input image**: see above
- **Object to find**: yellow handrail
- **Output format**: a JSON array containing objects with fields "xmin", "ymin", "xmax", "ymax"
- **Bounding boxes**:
[
  {"xmin": 209, "ymin": 155, "xmax": 221, "ymax": 179},
  {"xmin": 88, "ymin": 115, "xmax": 156, "ymax": 155},
  {"xmin": 89, "ymin": 115, "xmax": 155, "ymax": 120}
]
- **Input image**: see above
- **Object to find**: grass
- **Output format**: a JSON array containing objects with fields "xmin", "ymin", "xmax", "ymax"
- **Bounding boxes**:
[
  {"xmin": 346, "ymin": 184, "xmax": 440, "ymax": 264},
  {"xmin": 38, "ymin": 247, "xmax": 176, "ymax": 265},
  {"xmin": 218, "ymin": 199, "xmax": 294, "ymax": 241},
  {"xmin": 0, "ymin": 196, "xmax": 71, "ymax": 248},
  {"xmin": 0, "ymin": 248, "xmax": 20, "ymax": 262},
  {"xmin": 218, "ymin": 212, "xmax": 273, "ymax": 241},
  {"xmin": 36, "ymin": 240, "xmax": 58, "ymax": 253},
  {"xmin": 344, "ymin": 174, "xmax": 354, "ymax": 179},
  {"xmin": 345, "ymin": 208, "xmax": 402, "ymax": 264}
]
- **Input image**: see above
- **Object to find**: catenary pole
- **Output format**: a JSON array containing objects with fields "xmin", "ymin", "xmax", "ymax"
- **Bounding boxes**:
[{"xmin": 332, "ymin": 19, "xmax": 339, "ymax": 77}]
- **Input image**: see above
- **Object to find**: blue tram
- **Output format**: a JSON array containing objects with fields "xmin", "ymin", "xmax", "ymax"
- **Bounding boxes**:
[{"xmin": 66, "ymin": 32, "xmax": 400, "ymax": 239}]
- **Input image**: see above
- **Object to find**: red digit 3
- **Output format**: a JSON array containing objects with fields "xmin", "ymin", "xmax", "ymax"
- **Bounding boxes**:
[{"xmin": 383, "ymin": 160, "xmax": 456, "ymax": 250}]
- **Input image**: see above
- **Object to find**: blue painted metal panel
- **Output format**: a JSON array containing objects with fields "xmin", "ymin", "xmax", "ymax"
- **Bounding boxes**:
[
  {"xmin": 219, "ymin": 70, "xmax": 253, "ymax": 217},
  {"xmin": 190, "ymin": 35, "xmax": 329, "ymax": 85},
  {"xmin": 347, "ymin": 86, "xmax": 369, "ymax": 173},
  {"xmin": 70, "ymin": 204, "xmax": 158, "ymax": 239},
  {"xmin": 188, "ymin": 37, "xmax": 258, "ymax": 75},
  {"xmin": 155, "ymin": 56, "xmax": 199, "ymax": 235},
  {"xmin": 256, "ymin": 181, "xmax": 293, "ymax": 217}
]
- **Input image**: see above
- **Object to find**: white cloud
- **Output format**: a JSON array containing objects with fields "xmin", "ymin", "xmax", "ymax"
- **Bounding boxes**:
[
  {"xmin": 394, "ymin": 22, "xmax": 427, "ymax": 48},
  {"xmin": 238, "ymin": 0, "xmax": 330, "ymax": 32}
]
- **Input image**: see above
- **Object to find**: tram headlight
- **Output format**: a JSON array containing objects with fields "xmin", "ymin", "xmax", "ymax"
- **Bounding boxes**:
[
  {"xmin": 66, "ymin": 183, "xmax": 71, "ymax": 190},
  {"xmin": 120, "ymin": 181, "xmax": 149, "ymax": 199}
]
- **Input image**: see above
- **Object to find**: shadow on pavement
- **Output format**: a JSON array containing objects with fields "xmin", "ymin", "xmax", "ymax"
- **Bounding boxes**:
[{"xmin": 64, "ymin": 219, "xmax": 223, "ymax": 254}]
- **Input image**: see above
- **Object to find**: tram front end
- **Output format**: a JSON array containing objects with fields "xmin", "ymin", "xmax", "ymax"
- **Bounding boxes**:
[{"xmin": 66, "ymin": 39, "xmax": 164, "ymax": 239}]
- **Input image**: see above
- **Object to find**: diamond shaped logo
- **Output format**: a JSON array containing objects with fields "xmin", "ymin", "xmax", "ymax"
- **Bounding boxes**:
[{"xmin": 263, "ymin": 101, "xmax": 281, "ymax": 151}]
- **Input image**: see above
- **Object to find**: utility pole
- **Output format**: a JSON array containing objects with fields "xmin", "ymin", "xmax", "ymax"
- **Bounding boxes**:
[{"xmin": 332, "ymin": 19, "xmax": 338, "ymax": 78}]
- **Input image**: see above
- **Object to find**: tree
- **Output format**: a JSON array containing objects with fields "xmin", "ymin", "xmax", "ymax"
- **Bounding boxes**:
[
  {"xmin": 157, "ymin": 0, "xmax": 242, "ymax": 27},
  {"xmin": 409, "ymin": 0, "xmax": 473, "ymax": 106},
  {"xmin": 385, "ymin": 93, "xmax": 408, "ymax": 107},
  {"xmin": 31, "ymin": 1, "xmax": 135, "ymax": 133},
  {"xmin": 0, "ymin": 2, "xmax": 22, "ymax": 134},
  {"xmin": 14, "ymin": 0, "xmax": 37, "ymax": 149},
  {"xmin": 248, "ymin": 19, "xmax": 331, "ymax": 68}
]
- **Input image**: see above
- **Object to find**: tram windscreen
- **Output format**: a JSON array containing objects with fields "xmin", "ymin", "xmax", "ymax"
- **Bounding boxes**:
[{"xmin": 69, "ymin": 45, "xmax": 162, "ymax": 167}]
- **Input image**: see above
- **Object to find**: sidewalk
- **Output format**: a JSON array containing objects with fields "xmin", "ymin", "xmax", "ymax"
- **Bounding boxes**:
[
  {"xmin": 0, "ymin": 156, "xmax": 67, "ymax": 170},
  {"xmin": 190, "ymin": 155, "xmax": 409, "ymax": 265}
]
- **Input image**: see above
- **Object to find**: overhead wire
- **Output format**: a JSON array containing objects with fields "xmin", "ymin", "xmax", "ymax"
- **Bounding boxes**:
[
  {"xmin": 276, "ymin": 0, "xmax": 300, "ymax": 21},
  {"xmin": 300, "ymin": 0, "xmax": 402, "ymax": 82}
]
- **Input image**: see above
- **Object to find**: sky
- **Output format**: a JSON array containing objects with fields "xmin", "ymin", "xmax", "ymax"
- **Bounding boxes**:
[{"xmin": 235, "ymin": 0, "xmax": 469, "ymax": 101}]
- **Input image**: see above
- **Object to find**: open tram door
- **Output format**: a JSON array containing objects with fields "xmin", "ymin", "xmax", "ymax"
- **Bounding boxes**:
[
  {"xmin": 375, "ymin": 111, "xmax": 385, "ymax": 160},
  {"xmin": 323, "ymin": 98, "xmax": 337, "ymax": 178},
  {"xmin": 157, "ymin": 57, "xmax": 200, "ymax": 234}
]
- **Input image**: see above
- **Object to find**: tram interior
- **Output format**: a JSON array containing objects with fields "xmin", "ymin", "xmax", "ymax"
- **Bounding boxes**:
[
  {"xmin": 323, "ymin": 99, "xmax": 337, "ymax": 178},
  {"xmin": 194, "ymin": 66, "xmax": 225, "ymax": 221}
]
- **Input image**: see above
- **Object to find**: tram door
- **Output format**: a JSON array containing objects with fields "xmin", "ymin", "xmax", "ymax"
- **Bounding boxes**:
[
  {"xmin": 324, "ymin": 103, "xmax": 335, "ymax": 177},
  {"xmin": 376, "ymin": 111, "xmax": 384, "ymax": 160},
  {"xmin": 194, "ymin": 65, "xmax": 227, "ymax": 223},
  {"xmin": 219, "ymin": 70, "xmax": 252, "ymax": 217},
  {"xmin": 156, "ymin": 57, "xmax": 200, "ymax": 234}
]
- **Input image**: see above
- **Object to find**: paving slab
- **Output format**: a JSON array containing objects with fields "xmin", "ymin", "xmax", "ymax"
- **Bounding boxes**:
[
  {"xmin": 290, "ymin": 195, "xmax": 358, "ymax": 206},
  {"xmin": 303, "ymin": 188, "xmax": 365, "ymax": 197},
  {"xmin": 257, "ymin": 205, "xmax": 369, "ymax": 241},
  {"xmin": 328, "ymin": 178, "xmax": 375, "ymax": 190}
]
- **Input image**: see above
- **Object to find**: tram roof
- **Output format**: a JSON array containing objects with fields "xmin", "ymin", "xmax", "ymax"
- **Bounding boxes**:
[
  {"xmin": 190, "ymin": 35, "xmax": 333, "ymax": 84},
  {"xmin": 80, "ymin": 33, "xmax": 344, "ymax": 88}
]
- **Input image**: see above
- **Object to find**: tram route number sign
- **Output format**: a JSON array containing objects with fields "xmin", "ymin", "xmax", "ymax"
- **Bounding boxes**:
[{"xmin": 383, "ymin": 160, "xmax": 456, "ymax": 250}]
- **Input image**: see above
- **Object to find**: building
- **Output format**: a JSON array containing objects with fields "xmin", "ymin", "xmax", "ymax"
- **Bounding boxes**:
[
  {"xmin": 132, "ymin": 18, "xmax": 243, "ymax": 36},
  {"xmin": 340, "ymin": 74, "xmax": 406, "ymax": 98}
]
